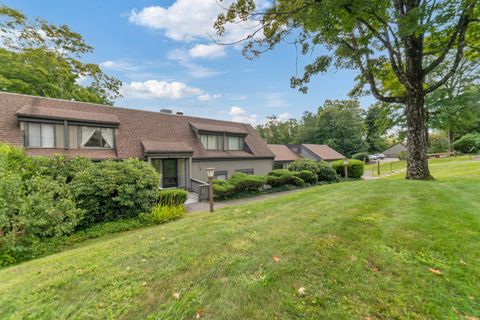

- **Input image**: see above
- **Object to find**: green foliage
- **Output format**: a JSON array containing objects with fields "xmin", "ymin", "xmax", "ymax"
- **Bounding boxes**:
[
  {"xmin": 288, "ymin": 159, "xmax": 318, "ymax": 174},
  {"xmin": 351, "ymin": 152, "xmax": 369, "ymax": 162},
  {"xmin": 428, "ymin": 133, "xmax": 449, "ymax": 153},
  {"xmin": 0, "ymin": 6, "xmax": 121, "ymax": 105},
  {"xmin": 140, "ymin": 205, "xmax": 185, "ymax": 225},
  {"xmin": 398, "ymin": 151, "xmax": 408, "ymax": 160},
  {"xmin": 316, "ymin": 161, "xmax": 340, "ymax": 182},
  {"xmin": 158, "ymin": 189, "xmax": 188, "ymax": 207},
  {"xmin": 293, "ymin": 170, "xmax": 317, "ymax": 185},
  {"xmin": 365, "ymin": 103, "xmax": 395, "ymax": 152},
  {"xmin": 266, "ymin": 170, "xmax": 305, "ymax": 187},
  {"xmin": 69, "ymin": 159, "xmax": 160, "ymax": 227},
  {"xmin": 256, "ymin": 116, "xmax": 299, "ymax": 144},
  {"xmin": 229, "ymin": 172, "xmax": 266, "ymax": 192},
  {"xmin": 28, "ymin": 155, "xmax": 93, "ymax": 182},
  {"xmin": 213, "ymin": 180, "xmax": 235, "ymax": 200},
  {"xmin": 332, "ymin": 159, "xmax": 365, "ymax": 179},
  {"xmin": 452, "ymin": 133, "xmax": 480, "ymax": 154}
]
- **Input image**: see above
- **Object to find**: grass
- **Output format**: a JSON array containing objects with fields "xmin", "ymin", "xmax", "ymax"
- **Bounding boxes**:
[
  {"xmin": 1, "ymin": 160, "xmax": 479, "ymax": 319},
  {"xmin": 364, "ymin": 155, "xmax": 471, "ymax": 176}
]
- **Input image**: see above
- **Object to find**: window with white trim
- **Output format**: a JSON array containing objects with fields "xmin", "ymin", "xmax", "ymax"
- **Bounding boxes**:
[
  {"xmin": 200, "ymin": 134, "xmax": 219, "ymax": 150},
  {"xmin": 227, "ymin": 136, "xmax": 243, "ymax": 150},
  {"xmin": 26, "ymin": 123, "xmax": 55, "ymax": 148},
  {"xmin": 81, "ymin": 126, "xmax": 114, "ymax": 148}
]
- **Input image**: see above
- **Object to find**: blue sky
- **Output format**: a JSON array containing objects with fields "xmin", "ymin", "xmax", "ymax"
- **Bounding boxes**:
[{"xmin": 5, "ymin": 0, "xmax": 375, "ymax": 124}]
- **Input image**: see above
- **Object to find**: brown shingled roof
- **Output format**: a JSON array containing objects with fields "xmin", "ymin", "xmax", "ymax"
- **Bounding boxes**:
[
  {"xmin": 190, "ymin": 122, "xmax": 248, "ymax": 135},
  {"xmin": 16, "ymin": 105, "xmax": 119, "ymax": 124},
  {"xmin": 142, "ymin": 141, "xmax": 194, "ymax": 154},
  {"xmin": 0, "ymin": 92, "xmax": 274, "ymax": 160},
  {"xmin": 267, "ymin": 144, "xmax": 300, "ymax": 162},
  {"xmin": 301, "ymin": 144, "xmax": 345, "ymax": 160}
]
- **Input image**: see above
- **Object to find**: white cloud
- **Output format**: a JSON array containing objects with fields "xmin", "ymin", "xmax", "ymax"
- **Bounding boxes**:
[
  {"xmin": 167, "ymin": 48, "xmax": 222, "ymax": 78},
  {"xmin": 100, "ymin": 60, "xmax": 140, "ymax": 72},
  {"xmin": 121, "ymin": 80, "xmax": 206, "ymax": 100},
  {"xmin": 128, "ymin": 0, "xmax": 268, "ymax": 44},
  {"xmin": 189, "ymin": 44, "xmax": 226, "ymax": 59},
  {"xmin": 264, "ymin": 92, "xmax": 289, "ymax": 108},
  {"xmin": 197, "ymin": 93, "xmax": 222, "ymax": 101},
  {"xmin": 229, "ymin": 106, "xmax": 258, "ymax": 125}
]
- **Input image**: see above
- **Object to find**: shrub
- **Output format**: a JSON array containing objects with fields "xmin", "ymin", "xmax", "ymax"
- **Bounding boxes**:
[
  {"xmin": 0, "ymin": 172, "xmax": 82, "ymax": 264},
  {"xmin": 293, "ymin": 170, "xmax": 318, "ymax": 185},
  {"xmin": 452, "ymin": 133, "xmax": 480, "ymax": 154},
  {"xmin": 228, "ymin": 172, "xmax": 266, "ymax": 192},
  {"xmin": 140, "ymin": 205, "xmax": 184, "ymax": 225},
  {"xmin": 398, "ymin": 151, "xmax": 408, "ymax": 160},
  {"xmin": 158, "ymin": 189, "xmax": 188, "ymax": 206},
  {"xmin": 428, "ymin": 133, "xmax": 449, "ymax": 153},
  {"xmin": 69, "ymin": 159, "xmax": 160, "ymax": 227},
  {"xmin": 351, "ymin": 152, "xmax": 369, "ymax": 162},
  {"xmin": 213, "ymin": 180, "xmax": 235, "ymax": 199},
  {"xmin": 28, "ymin": 155, "xmax": 93, "ymax": 182},
  {"xmin": 266, "ymin": 170, "xmax": 305, "ymax": 187},
  {"xmin": 288, "ymin": 159, "xmax": 319, "ymax": 174},
  {"xmin": 332, "ymin": 159, "xmax": 365, "ymax": 178},
  {"xmin": 316, "ymin": 161, "xmax": 340, "ymax": 182}
]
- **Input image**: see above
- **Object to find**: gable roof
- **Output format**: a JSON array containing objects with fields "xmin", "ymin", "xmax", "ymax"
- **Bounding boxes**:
[
  {"xmin": 16, "ymin": 105, "xmax": 119, "ymax": 125},
  {"xmin": 267, "ymin": 144, "xmax": 300, "ymax": 162},
  {"xmin": 0, "ymin": 92, "xmax": 274, "ymax": 160},
  {"xmin": 383, "ymin": 142, "xmax": 407, "ymax": 152},
  {"xmin": 300, "ymin": 144, "xmax": 345, "ymax": 160}
]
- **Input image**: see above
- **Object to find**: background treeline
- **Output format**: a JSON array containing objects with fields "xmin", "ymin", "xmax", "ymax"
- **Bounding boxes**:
[{"xmin": 257, "ymin": 92, "xmax": 480, "ymax": 157}]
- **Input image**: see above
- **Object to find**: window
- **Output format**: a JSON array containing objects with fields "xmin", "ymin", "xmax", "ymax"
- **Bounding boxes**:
[
  {"xmin": 236, "ymin": 169, "xmax": 254, "ymax": 175},
  {"xmin": 81, "ymin": 127, "xmax": 114, "ymax": 148},
  {"xmin": 227, "ymin": 136, "xmax": 243, "ymax": 150},
  {"xmin": 273, "ymin": 163, "xmax": 284, "ymax": 170},
  {"xmin": 26, "ymin": 123, "xmax": 55, "ymax": 147},
  {"xmin": 200, "ymin": 134, "xmax": 219, "ymax": 150},
  {"xmin": 214, "ymin": 170, "xmax": 228, "ymax": 180}
]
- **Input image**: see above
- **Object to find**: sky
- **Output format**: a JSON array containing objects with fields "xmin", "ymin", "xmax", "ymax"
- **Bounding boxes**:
[{"xmin": 4, "ymin": 0, "xmax": 375, "ymax": 125}]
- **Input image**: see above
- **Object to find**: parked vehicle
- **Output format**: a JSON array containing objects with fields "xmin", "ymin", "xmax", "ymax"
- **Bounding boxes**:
[{"xmin": 368, "ymin": 154, "xmax": 380, "ymax": 161}]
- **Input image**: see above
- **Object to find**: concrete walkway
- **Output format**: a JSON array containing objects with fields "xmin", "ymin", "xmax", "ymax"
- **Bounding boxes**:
[{"xmin": 186, "ymin": 188, "xmax": 304, "ymax": 213}]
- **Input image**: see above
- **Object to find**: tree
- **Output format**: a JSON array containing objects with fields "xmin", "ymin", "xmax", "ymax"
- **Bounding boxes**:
[
  {"xmin": 314, "ymin": 100, "xmax": 368, "ymax": 157},
  {"xmin": 256, "ymin": 116, "xmax": 299, "ymax": 144},
  {"xmin": 215, "ymin": 0, "xmax": 479, "ymax": 179},
  {"xmin": 364, "ymin": 102, "xmax": 396, "ymax": 152},
  {"xmin": 0, "ymin": 5, "xmax": 121, "ymax": 105}
]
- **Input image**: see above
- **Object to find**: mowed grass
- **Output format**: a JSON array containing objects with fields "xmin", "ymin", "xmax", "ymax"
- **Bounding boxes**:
[
  {"xmin": 1, "ymin": 161, "xmax": 479, "ymax": 319},
  {"xmin": 364, "ymin": 155, "xmax": 471, "ymax": 176}
]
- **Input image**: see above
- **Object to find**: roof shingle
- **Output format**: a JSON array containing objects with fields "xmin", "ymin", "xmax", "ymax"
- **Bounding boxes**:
[{"xmin": 267, "ymin": 144, "xmax": 300, "ymax": 162}]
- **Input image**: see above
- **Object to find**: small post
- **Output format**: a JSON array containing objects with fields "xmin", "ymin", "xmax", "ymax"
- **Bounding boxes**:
[
  {"xmin": 343, "ymin": 158, "xmax": 349, "ymax": 179},
  {"xmin": 205, "ymin": 168, "xmax": 215, "ymax": 212},
  {"xmin": 377, "ymin": 160, "xmax": 380, "ymax": 176},
  {"xmin": 390, "ymin": 162, "xmax": 393, "ymax": 173}
]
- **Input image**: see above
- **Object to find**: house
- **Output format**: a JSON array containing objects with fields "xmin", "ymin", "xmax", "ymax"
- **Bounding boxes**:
[
  {"xmin": 383, "ymin": 142, "xmax": 407, "ymax": 158},
  {"xmin": 267, "ymin": 144, "xmax": 301, "ymax": 169},
  {"xmin": 0, "ymin": 92, "xmax": 275, "ymax": 191},
  {"xmin": 268, "ymin": 143, "xmax": 345, "ymax": 169}
]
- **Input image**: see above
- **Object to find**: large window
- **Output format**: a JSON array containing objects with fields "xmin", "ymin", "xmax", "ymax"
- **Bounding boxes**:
[
  {"xmin": 26, "ymin": 123, "xmax": 55, "ymax": 148},
  {"xmin": 81, "ymin": 127, "xmax": 114, "ymax": 148},
  {"xmin": 214, "ymin": 170, "xmax": 228, "ymax": 180},
  {"xmin": 200, "ymin": 134, "xmax": 219, "ymax": 150},
  {"xmin": 227, "ymin": 136, "xmax": 243, "ymax": 150}
]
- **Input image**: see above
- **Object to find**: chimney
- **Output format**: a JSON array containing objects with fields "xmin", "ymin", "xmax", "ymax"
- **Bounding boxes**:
[
  {"xmin": 176, "ymin": 111, "xmax": 184, "ymax": 115},
  {"xmin": 160, "ymin": 108, "xmax": 173, "ymax": 114}
]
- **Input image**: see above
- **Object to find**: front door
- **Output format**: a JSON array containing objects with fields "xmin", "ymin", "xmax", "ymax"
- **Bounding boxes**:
[{"xmin": 162, "ymin": 159, "xmax": 178, "ymax": 188}]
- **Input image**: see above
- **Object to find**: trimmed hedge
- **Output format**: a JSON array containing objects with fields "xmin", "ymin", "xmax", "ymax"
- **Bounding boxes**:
[
  {"xmin": 293, "ymin": 170, "xmax": 318, "ymax": 185},
  {"xmin": 229, "ymin": 172, "xmax": 266, "ymax": 192},
  {"xmin": 288, "ymin": 159, "xmax": 319, "ymax": 174},
  {"xmin": 158, "ymin": 189, "xmax": 188, "ymax": 206},
  {"xmin": 351, "ymin": 152, "xmax": 369, "ymax": 162},
  {"xmin": 317, "ymin": 161, "xmax": 340, "ymax": 182},
  {"xmin": 213, "ymin": 180, "xmax": 236, "ymax": 199},
  {"xmin": 267, "ymin": 170, "xmax": 305, "ymax": 187},
  {"xmin": 69, "ymin": 159, "xmax": 160, "ymax": 227},
  {"xmin": 332, "ymin": 159, "xmax": 364, "ymax": 178},
  {"xmin": 452, "ymin": 133, "xmax": 480, "ymax": 154}
]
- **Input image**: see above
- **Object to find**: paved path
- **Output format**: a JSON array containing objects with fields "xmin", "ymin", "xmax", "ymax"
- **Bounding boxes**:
[{"xmin": 186, "ymin": 188, "xmax": 304, "ymax": 213}]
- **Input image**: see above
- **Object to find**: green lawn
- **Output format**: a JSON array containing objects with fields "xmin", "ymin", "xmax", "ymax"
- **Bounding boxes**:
[
  {"xmin": 364, "ymin": 155, "xmax": 471, "ymax": 176},
  {"xmin": 1, "ymin": 160, "xmax": 479, "ymax": 319}
]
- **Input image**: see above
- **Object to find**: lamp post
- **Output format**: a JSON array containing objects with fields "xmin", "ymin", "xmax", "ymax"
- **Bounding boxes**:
[
  {"xmin": 205, "ymin": 168, "xmax": 215, "ymax": 212},
  {"xmin": 343, "ymin": 158, "xmax": 349, "ymax": 179}
]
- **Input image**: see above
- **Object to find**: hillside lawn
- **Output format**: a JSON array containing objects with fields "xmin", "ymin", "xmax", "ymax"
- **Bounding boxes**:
[{"xmin": 1, "ymin": 160, "xmax": 479, "ymax": 319}]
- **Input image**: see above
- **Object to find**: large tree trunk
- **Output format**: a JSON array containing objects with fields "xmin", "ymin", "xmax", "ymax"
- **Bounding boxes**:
[
  {"xmin": 405, "ymin": 92, "xmax": 432, "ymax": 179},
  {"xmin": 447, "ymin": 129, "xmax": 453, "ymax": 153}
]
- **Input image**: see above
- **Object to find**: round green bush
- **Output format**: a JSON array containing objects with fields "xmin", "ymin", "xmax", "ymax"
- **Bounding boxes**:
[
  {"xmin": 69, "ymin": 159, "xmax": 160, "ymax": 227},
  {"xmin": 228, "ymin": 172, "xmax": 266, "ymax": 192},
  {"xmin": 331, "ymin": 159, "xmax": 365, "ymax": 178},
  {"xmin": 316, "ymin": 161, "xmax": 340, "ymax": 182},
  {"xmin": 266, "ymin": 170, "xmax": 305, "ymax": 187},
  {"xmin": 351, "ymin": 152, "xmax": 369, "ymax": 162},
  {"xmin": 293, "ymin": 170, "xmax": 318, "ymax": 184},
  {"xmin": 452, "ymin": 133, "xmax": 480, "ymax": 154},
  {"xmin": 212, "ymin": 180, "xmax": 235, "ymax": 199},
  {"xmin": 288, "ymin": 159, "xmax": 319, "ymax": 174}
]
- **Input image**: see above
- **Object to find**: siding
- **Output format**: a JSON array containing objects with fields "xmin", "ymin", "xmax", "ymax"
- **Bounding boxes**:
[{"xmin": 191, "ymin": 158, "xmax": 274, "ymax": 182}]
